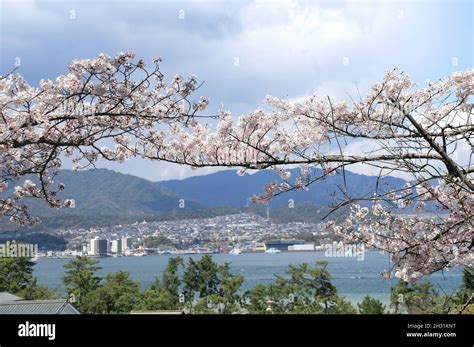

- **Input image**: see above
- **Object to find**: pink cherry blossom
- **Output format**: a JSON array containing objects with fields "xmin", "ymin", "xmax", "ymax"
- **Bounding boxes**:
[
  {"xmin": 0, "ymin": 52, "xmax": 205, "ymax": 225},
  {"xmin": 151, "ymin": 67, "xmax": 473, "ymax": 281},
  {"xmin": 1, "ymin": 52, "xmax": 472, "ymax": 281}
]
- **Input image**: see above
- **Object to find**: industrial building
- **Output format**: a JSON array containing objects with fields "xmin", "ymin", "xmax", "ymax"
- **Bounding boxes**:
[{"xmin": 264, "ymin": 239, "xmax": 307, "ymax": 252}]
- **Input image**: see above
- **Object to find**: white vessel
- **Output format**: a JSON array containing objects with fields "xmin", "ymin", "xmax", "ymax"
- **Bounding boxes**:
[
  {"xmin": 229, "ymin": 248, "xmax": 242, "ymax": 255},
  {"xmin": 30, "ymin": 255, "xmax": 38, "ymax": 264},
  {"xmin": 265, "ymin": 248, "xmax": 280, "ymax": 254}
]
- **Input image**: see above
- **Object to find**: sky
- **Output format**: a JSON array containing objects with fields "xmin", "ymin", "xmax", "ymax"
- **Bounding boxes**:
[{"xmin": 1, "ymin": 0, "xmax": 473, "ymax": 182}]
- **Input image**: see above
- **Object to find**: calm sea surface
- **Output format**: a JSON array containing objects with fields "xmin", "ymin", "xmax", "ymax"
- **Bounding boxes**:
[{"xmin": 33, "ymin": 251, "xmax": 463, "ymax": 304}]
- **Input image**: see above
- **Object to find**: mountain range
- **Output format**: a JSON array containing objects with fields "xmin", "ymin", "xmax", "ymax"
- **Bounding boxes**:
[
  {"xmin": 1, "ymin": 167, "xmax": 409, "ymax": 231},
  {"xmin": 159, "ymin": 168, "xmax": 407, "ymax": 208}
]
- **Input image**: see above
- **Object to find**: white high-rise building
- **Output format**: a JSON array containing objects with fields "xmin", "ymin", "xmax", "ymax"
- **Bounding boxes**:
[
  {"xmin": 89, "ymin": 237, "xmax": 108, "ymax": 256},
  {"xmin": 89, "ymin": 238, "xmax": 99, "ymax": 256},
  {"xmin": 121, "ymin": 237, "xmax": 132, "ymax": 252},
  {"xmin": 111, "ymin": 240, "xmax": 122, "ymax": 254}
]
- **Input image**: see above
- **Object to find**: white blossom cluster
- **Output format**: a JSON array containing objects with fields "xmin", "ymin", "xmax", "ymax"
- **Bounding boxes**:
[{"xmin": 0, "ymin": 52, "xmax": 206, "ymax": 224}]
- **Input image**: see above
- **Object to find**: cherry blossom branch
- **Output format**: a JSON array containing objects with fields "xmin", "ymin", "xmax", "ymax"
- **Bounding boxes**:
[
  {"xmin": 0, "ymin": 52, "xmax": 211, "ymax": 225},
  {"xmin": 150, "ymin": 68, "xmax": 473, "ymax": 281}
]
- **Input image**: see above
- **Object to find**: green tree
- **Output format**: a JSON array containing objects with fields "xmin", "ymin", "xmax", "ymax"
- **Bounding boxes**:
[
  {"xmin": 328, "ymin": 296, "xmax": 357, "ymax": 314},
  {"xmin": 63, "ymin": 256, "xmax": 102, "ymax": 312},
  {"xmin": 161, "ymin": 256, "xmax": 183, "ymax": 302},
  {"xmin": 244, "ymin": 284, "xmax": 270, "ymax": 314},
  {"xmin": 143, "ymin": 236, "xmax": 173, "ymax": 248},
  {"xmin": 460, "ymin": 267, "xmax": 474, "ymax": 292},
  {"xmin": 82, "ymin": 271, "xmax": 142, "ymax": 314},
  {"xmin": 268, "ymin": 263, "xmax": 324, "ymax": 313},
  {"xmin": 18, "ymin": 278, "xmax": 57, "ymax": 300},
  {"xmin": 213, "ymin": 263, "xmax": 244, "ymax": 313},
  {"xmin": 0, "ymin": 257, "xmax": 34, "ymax": 293},
  {"xmin": 185, "ymin": 257, "xmax": 244, "ymax": 314},
  {"xmin": 452, "ymin": 267, "xmax": 474, "ymax": 314},
  {"xmin": 139, "ymin": 257, "xmax": 184, "ymax": 311},
  {"xmin": 390, "ymin": 280, "xmax": 448, "ymax": 314},
  {"xmin": 357, "ymin": 295, "xmax": 386, "ymax": 314},
  {"xmin": 244, "ymin": 261, "xmax": 355, "ymax": 314},
  {"xmin": 183, "ymin": 255, "xmax": 220, "ymax": 300},
  {"xmin": 0, "ymin": 256, "xmax": 55, "ymax": 300},
  {"xmin": 306, "ymin": 261, "xmax": 340, "ymax": 313}
]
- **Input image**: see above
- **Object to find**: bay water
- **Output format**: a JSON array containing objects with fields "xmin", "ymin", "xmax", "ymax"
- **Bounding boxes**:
[{"xmin": 33, "ymin": 251, "xmax": 463, "ymax": 305}]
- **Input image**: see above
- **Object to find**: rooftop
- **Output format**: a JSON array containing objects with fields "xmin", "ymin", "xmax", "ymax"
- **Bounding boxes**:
[
  {"xmin": 0, "ymin": 299, "xmax": 80, "ymax": 315},
  {"xmin": 0, "ymin": 292, "xmax": 23, "ymax": 303}
]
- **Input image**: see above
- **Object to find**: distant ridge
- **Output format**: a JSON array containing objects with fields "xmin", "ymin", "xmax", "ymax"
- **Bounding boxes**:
[
  {"xmin": 158, "ymin": 168, "xmax": 408, "ymax": 208},
  {"xmin": 3, "ymin": 168, "xmax": 202, "ymax": 218},
  {"xmin": 0, "ymin": 167, "xmax": 412, "ymax": 231}
]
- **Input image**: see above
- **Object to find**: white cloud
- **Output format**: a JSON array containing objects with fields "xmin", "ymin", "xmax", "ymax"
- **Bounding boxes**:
[{"xmin": 1, "ymin": 0, "xmax": 471, "ymax": 181}]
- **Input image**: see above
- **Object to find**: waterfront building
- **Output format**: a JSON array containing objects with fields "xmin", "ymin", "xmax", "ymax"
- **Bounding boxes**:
[
  {"xmin": 264, "ymin": 239, "xmax": 306, "ymax": 252},
  {"xmin": 288, "ymin": 243, "xmax": 315, "ymax": 251},
  {"xmin": 89, "ymin": 237, "xmax": 108, "ymax": 257},
  {"xmin": 111, "ymin": 239, "xmax": 122, "ymax": 254},
  {"xmin": 89, "ymin": 238, "xmax": 99, "ymax": 256},
  {"xmin": 121, "ymin": 237, "xmax": 133, "ymax": 253},
  {"xmin": 97, "ymin": 239, "xmax": 108, "ymax": 257}
]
